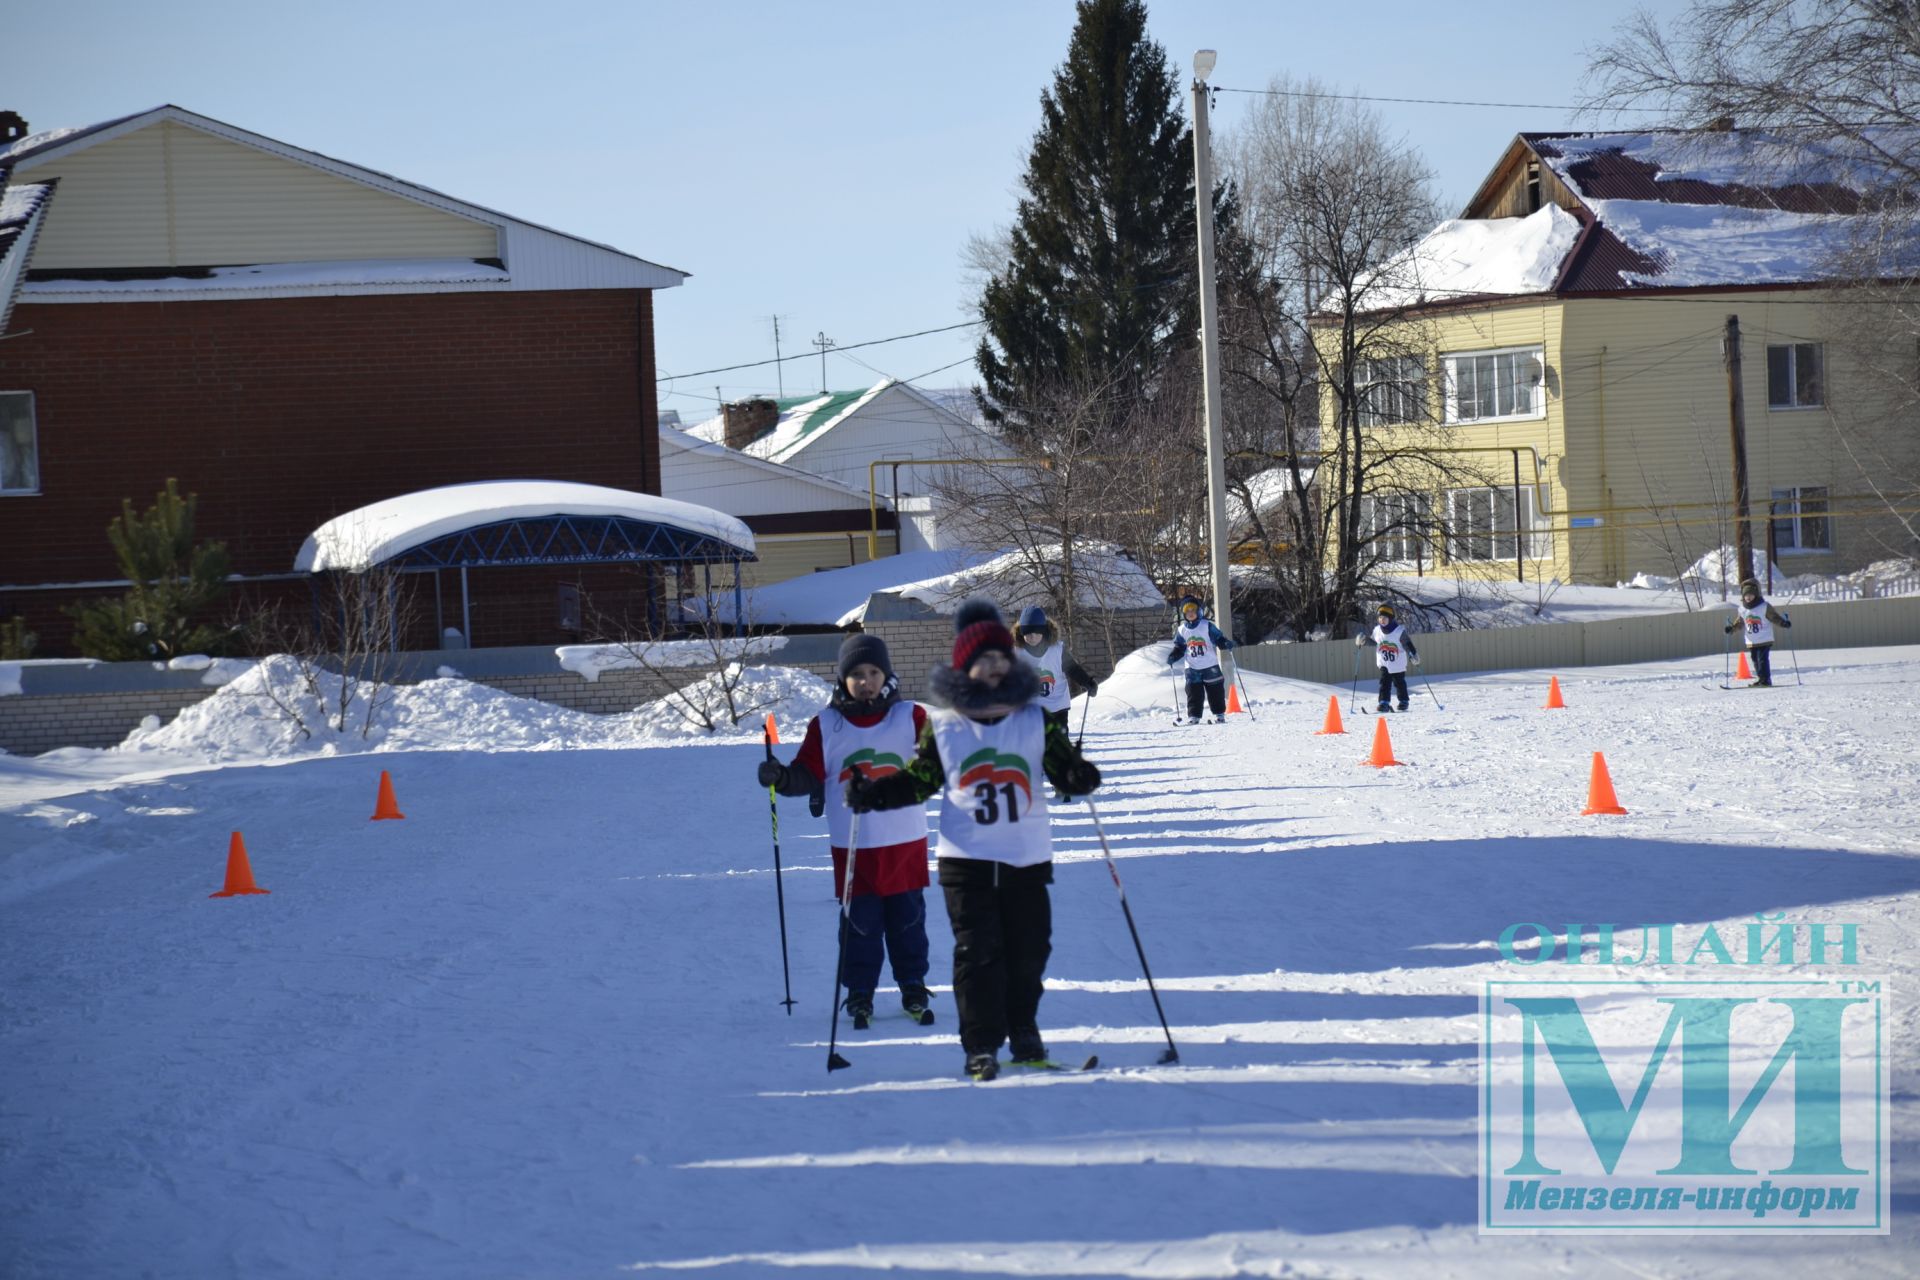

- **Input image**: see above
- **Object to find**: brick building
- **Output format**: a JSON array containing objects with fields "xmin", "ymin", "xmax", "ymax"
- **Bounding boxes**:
[{"xmin": 0, "ymin": 105, "xmax": 688, "ymax": 652}]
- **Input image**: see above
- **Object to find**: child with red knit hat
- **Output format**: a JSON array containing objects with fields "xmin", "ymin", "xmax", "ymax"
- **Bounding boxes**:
[{"xmin": 846, "ymin": 599, "xmax": 1102, "ymax": 1081}]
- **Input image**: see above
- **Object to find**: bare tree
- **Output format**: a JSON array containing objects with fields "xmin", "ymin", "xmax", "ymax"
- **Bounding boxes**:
[
  {"xmin": 238, "ymin": 561, "xmax": 420, "ymax": 740},
  {"xmin": 1218, "ymin": 75, "xmax": 1509, "ymax": 637},
  {"xmin": 581, "ymin": 571, "xmax": 789, "ymax": 733}
]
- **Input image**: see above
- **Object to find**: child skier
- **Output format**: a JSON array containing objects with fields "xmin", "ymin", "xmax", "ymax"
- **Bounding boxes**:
[
  {"xmin": 1014, "ymin": 605, "xmax": 1098, "ymax": 734},
  {"xmin": 1356, "ymin": 603, "xmax": 1419, "ymax": 712},
  {"xmin": 845, "ymin": 600, "xmax": 1102, "ymax": 1082},
  {"xmin": 1725, "ymin": 577, "xmax": 1792, "ymax": 687},
  {"xmin": 1165, "ymin": 595, "xmax": 1237, "ymax": 723},
  {"xmin": 756, "ymin": 632, "xmax": 935, "ymax": 1030}
]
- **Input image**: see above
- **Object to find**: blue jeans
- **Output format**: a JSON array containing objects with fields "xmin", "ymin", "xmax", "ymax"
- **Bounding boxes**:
[{"xmin": 841, "ymin": 889, "xmax": 931, "ymax": 995}]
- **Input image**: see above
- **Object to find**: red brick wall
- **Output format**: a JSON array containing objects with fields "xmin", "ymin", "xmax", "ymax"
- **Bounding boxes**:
[{"xmin": 0, "ymin": 288, "xmax": 662, "ymax": 652}]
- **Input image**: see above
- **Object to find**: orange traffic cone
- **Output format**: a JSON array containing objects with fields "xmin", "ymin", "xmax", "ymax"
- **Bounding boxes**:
[
  {"xmin": 1226, "ymin": 683, "xmax": 1244, "ymax": 714},
  {"xmin": 1363, "ymin": 717, "xmax": 1402, "ymax": 767},
  {"xmin": 1543, "ymin": 676, "xmax": 1566, "ymax": 709},
  {"xmin": 371, "ymin": 769, "xmax": 405, "ymax": 820},
  {"xmin": 1315, "ymin": 695, "xmax": 1346, "ymax": 735},
  {"xmin": 1735, "ymin": 650, "xmax": 1753, "ymax": 681},
  {"xmin": 210, "ymin": 831, "xmax": 270, "ymax": 897},
  {"xmin": 1581, "ymin": 751, "xmax": 1628, "ymax": 815},
  {"xmin": 764, "ymin": 712, "xmax": 780, "ymax": 744}
]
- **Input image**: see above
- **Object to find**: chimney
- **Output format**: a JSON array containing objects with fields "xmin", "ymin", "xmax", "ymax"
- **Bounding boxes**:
[
  {"xmin": 0, "ymin": 112, "xmax": 27, "ymax": 145},
  {"xmin": 722, "ymin": 397, "xmax": 779, "ymax": 450}
]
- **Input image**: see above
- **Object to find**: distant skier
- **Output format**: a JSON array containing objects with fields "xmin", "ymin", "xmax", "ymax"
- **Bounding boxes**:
[
  {"xmin": 1356, "ymin": 603, "xmax": 1419, "ymax": 713},
  {"xmin": 1014, "ymin": 605, "xmax": 1097, "ymax": 734},
  {"xmin": 846, "ymin": 599, "xmax": 1102, "ymax": 1082},
  {"xmin": 757, "ymin": 633, "xmax": 935, "ymax": 1030},
  {"xmin": 1725, "ymin": 577, "xmax": 1791, "ymax": 688},
  {"xmin": 1165, "ymin": 595, "xmax": 1237, "ymax": 724}
]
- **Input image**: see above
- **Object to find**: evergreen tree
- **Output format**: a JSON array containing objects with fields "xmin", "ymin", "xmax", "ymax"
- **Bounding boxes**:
[
  {"xmin": 975, "ymin": 0, "xmax": 1199, "ymax": 440},
  {"xmin": 68, "ymin": 479, "xmax": 232, "ymax": 660}
]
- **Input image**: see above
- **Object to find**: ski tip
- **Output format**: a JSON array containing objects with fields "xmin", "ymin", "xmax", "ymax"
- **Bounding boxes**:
[
  {"xmin": 1081, "ymin": 1054, "xmax": 1100, "ymax": 1071},
  {"xmin": 1156, "ymin": 1048, "xmax": 1180, "ymax": 1065},
  {"xmin": 916, "ymin": 1010, "xmax": 936, "ymax": 1026}
]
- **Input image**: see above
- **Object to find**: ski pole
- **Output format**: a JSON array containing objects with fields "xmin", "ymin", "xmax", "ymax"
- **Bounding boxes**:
[
  {"xmin": 1786, "ymin": 616, "xmax": 1802, "ymax": 685},
  {"xmin": 1348, "ymin": 640, "xmax": 1366, "ymax": 715},
  {"xmin": 1230, "ymin": 655, "xmax": 1255, "ymax": 721},
  {"xmin": 1168, "ymin": 664, "xmax": 1184, "ymax": 723},
  {"xmin": 1077, "ymin": 687, "xmax": 1093, "ymax": 749},
  {"xmin": 765, "ymin": 730, "xmax": 796, "ymax": 1015},
  {"xmin": 1721, "ymin": 615, "xmax": 1734, "ymax": 686},
  {"xmin": 1415, "ymin": 658, "xmax": 1443, "ymax": 711},
  {"xmin": 826, "ymin": 809, "xmax": 861, "ymax": 1072},
  {"xmin": 1085, "ymin": 799, "xmax": 1179, "ymax": 1065}
]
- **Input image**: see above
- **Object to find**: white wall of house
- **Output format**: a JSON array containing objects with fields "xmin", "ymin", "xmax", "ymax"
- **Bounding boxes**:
[{"xmin": 782, "ymin": 382, "xmax": 998, "ymax": 498}]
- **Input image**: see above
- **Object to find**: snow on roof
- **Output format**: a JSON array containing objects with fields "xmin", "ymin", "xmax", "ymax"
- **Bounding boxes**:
[
  {"xmin": 294, "ymin": 481, "xmax": 754, "ymax": 572},
  {"xmin": 686, "ymin": 382, "xmax": 892, "ymax": 463},
  {"xmin": 686, "ymin": 548, "xmax": 997, "ymax": 627},
  {"xmin": 1360, "ymin": 204, "xmax": 1579, "ymax": 311},
  {"xmin": 0, "ymin": 180, "xmax": 54, "ymax": 334},
  {"xmin": 1547, "ymin": 129, "xmax": 1907, "ymax": 200},
  {"xmin": 26, "ymin": 258, "xmax": 510, "ymax": 297},
  {"xmin": 1580, "ymin": 200, "xmax": 1865, "ymax": 289},
  {"xmin": 875, "ymin": 543, "xmax": 1165, "ymax": 625}
]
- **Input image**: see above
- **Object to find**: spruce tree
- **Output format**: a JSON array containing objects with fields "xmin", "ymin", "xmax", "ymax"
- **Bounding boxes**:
[
  {"xmin": 976, "ymin": 0, "xmax": 1198, "ymax": 440},
  {"xmin": 68, "ymin": 479, "xmax": 232, "ymax": 660}
]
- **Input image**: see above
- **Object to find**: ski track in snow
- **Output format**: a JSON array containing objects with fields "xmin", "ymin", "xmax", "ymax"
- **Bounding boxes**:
[{"xmin": 1, "ymin": 647, "xmax": 1917, "ymax": 1277}]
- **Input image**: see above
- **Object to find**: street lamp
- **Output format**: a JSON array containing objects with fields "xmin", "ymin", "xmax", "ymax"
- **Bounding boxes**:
[{"xmin": 1191, "ymin": 50, "xmax": 1232, "ymax": 645}]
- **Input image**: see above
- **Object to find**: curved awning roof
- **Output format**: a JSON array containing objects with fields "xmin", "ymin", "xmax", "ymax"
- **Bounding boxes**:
[{"xmin": 294, "ymin": 480, "xmax": 756, "ymax": 573}]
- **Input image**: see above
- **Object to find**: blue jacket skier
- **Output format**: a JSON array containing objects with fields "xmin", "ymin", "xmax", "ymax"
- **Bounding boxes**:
[
  {"xmin": 1356, "ymin": 603, "xmax": 1419, "ymax": 712},
  {"xmin": 1166, "ymin": 595, "xmax": 1237, "ymax": 724}
]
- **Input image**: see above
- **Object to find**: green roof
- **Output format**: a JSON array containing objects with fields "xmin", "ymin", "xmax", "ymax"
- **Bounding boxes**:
[{"xmin": 775, "ymin": 389, "xmax": 868, "ymax": 442}]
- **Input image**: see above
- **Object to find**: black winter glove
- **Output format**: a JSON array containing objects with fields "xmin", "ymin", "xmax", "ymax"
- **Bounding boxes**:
[
  {"xmin": 808, "ymin": 784, "xmax": 826, "ymax": 819},
  {"xmin": 1724, "ymin": 623, "xmax": 1736, "ymax": 634},
  {"xmin": 1058, "ymin": 756, "xmax": 1101, "ymax": 798},
  {"xmin": 844, "ymin": 772, "xmax": 880, "ymax": 813},
  {"xmin": 1780, "ymin": 615, "xmax": 1792, "ymax": 628},
  {"xmin": 757, "ymin": 759, "xmax": 784, "ymax": 788},
  {"xmin": 1085, "ymin": 679, "xmax": 1099, "ymax": 698}
]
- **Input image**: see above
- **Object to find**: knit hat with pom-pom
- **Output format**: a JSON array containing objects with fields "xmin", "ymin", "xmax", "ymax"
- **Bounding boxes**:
[{"xmin": 950, "ymin": 598, "xmax": 1016, "ymax": 672}]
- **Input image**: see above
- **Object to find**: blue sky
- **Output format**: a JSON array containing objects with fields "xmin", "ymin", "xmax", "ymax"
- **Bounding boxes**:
[{"xmin": 14, "ymin": 0, "xmax": 1669, "ymax": 420}]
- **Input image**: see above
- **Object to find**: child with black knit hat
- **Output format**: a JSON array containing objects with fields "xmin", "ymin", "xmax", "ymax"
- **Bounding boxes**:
[
  {"xmin": 845, "ymin": 599, "xmax": 1102, "ymax": 1081},
  {"xmin": 1725, "ymin": 577, "xmax": 1792, "ymax": 688},
  {"xmin": 757, "ymin": 631, "xmax": 934, "ymax": 1028}
]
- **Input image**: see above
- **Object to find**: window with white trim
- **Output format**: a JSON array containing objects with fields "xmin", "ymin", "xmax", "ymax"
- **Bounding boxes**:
[
  {"xmin": 1771, "ymin": 485, "xmax": 1830, "ymax": 551},
  {"xmin": 1357, "ymin": 355, "xmax": 1425, "ymax": 427},
  {"xmin": 1766, "ymin": 343, "xmax": 1824, "ymax": 409},
  {"xmin": 0, "ymin": 392, "xmax": 37, "ymax": 494},
  {"xmin": 1446, "ymin": 485, "xmax": 1550, "ymax": 561},
  {"xmin": 1358, "ymin": 492, "xmax": 1432, "ymax": 564},
  {"xmin": 1443, "ymin": 346, "xmax": 1544, "ymax": 423}
]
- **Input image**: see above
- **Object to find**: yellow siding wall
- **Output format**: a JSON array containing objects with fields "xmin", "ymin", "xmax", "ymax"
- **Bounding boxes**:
[
  {"xmin": 1561, "ymin": 293, "xmax": 1914, "ymax": 583},
  {"xmin": 703, "ymin": 531, "xmax": 899, "ymax": 599},
  {"xmin": 28, "ymin": 121, "xmax": 499, "ymax": 269}
]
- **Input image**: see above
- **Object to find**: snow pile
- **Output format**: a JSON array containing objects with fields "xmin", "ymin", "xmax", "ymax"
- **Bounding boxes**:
[
  {"xmin": 1585, "ymin": 199, "xmax": 1863, "ymax": 288},
  {"xmin": 625, "ymin": 664, "xmax": 831, "ymax": 739},
  {"xmin": 1552, "ymin": 129, "xmax": 1908, "ymax": 198},
  {"xmin": 556, "ymin": 636, "xmax": 787, "ymax": 681},
  {"xmin": 875, "ymin": 543, "xmax": 1164, "ymax": 623},
  {"xmin": 164, "ymin": 655, "xmax": 255, "ymax": 686},
  {"xmin": 1359, "ymin": 204, "xmax": 1579, "ymax": 311}
]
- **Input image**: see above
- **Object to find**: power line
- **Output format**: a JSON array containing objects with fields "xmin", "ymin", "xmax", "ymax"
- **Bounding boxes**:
[
  {"xmin": 658, "ymin": 320, "xmax": 982, "ymax": 382},
  {"xmin": 1211, "ymin": 85, "xmax": 1668, "ymax": 114}
]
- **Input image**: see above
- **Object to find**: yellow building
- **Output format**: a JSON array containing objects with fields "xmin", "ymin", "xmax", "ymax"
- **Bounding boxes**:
[{"xmin": 1320, "ymin": 129, "xmax": 1917, "ymax": 587}]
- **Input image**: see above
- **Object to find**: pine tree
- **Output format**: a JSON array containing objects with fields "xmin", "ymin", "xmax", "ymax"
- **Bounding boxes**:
[
  {"xmin": 975, "ymin": 0, "xmax": 1198, "ymax": 440},
  {"xmin": 68, "ymin": 479, "xmax": 232, "ymax": 660}
]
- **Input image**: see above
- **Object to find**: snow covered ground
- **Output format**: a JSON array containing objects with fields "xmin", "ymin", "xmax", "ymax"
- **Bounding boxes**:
[{"xmin": 3, "ymin": 645, "xmax": 1917, "ymax": 1277}]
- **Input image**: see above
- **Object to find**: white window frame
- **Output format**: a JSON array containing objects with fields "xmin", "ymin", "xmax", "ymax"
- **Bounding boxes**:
[
  {"xmin": 1357, "ymin": 355, "xmax": 1426, "ymax": 428},
  {"xmin": 1359, "ymin": 492, "xmax": 1432, "ymax": 565},
  {"xmin": 0, "ymin": 391, "xmax": 38, "ymax": 495},
  {"xmin": 1766, "ymin": 342, "xmax": 1825, "ymax": 410},
  {"xmin": 1446, "ymin": 485, "xmax": 1551, "ymax": 562},
  {"xmin": 1771, "ymin": 485, "xmax": 1831, "ymax": 553},
  {"xmin": 1442, "ymin": 345, "xmax": 1546, "ymax": 424}
]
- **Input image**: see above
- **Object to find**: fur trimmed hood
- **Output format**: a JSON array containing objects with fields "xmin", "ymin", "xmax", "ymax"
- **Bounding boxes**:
[{"xmin": 927, "ymin": 656, "xmax": 1042, "ymax": 720}]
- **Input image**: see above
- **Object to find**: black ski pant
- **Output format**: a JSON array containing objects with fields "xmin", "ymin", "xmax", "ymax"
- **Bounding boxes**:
[
  {"xmin": 1185, "ymin": 672, "xmax": 1226, "ymax": 719},
  {"xmin": 938, "ymin": 857, "xmax": 1052, "ymax": 1056},
  {"xmin": 1377, "ymin": 670, "xmax": 1409, "ymax": 710},
  {"xmin": 1749, "ymin": 642, "xmax": 1774, "ymax": 685}
]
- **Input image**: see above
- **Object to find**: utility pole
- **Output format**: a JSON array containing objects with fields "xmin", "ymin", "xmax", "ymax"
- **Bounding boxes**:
[
  {"xmin": 1191, "ymin": 49, "xmax": 1233, "ymax": 643},
  {"xmin": 1723, "ymin": 314, "xmax": 1754, "ymax": 592},
  {"xmin": 812, "ymin": 331, "xmax": 835, "ymax": 395}
]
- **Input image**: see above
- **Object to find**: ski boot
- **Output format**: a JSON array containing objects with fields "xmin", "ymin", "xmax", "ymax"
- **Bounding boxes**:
[
  {"xmin": 1212, "ymin": 714, "xmax": 1226, "ymax": 724},
  {"xmin": 1397, "ymin": 703, "xmax": 1409, "ymax": 713},
  {"xmin": 844, "ymin": 991, "xmax": 873, "ymax": 1031},
  {"xmin": 901, "ymin": 984, "xmax": 935, "ymax": 1026},
  {"xmin": 966, "ymin": 1052, "xmax": 999, "ymax": 1081},
  {"xmin": 1008, "ymin": 1028, "xmax": 1048, "ymax": 1066}
]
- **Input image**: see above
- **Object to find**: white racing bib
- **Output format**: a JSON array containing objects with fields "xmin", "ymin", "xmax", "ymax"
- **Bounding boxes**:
[
  {"xmin": 822, "ymin": 702, "xmax": 927, "ymax": 849},
  {"xmin": 929, "ymin": 704, "xmax": 1052, "ymax": 867}
]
